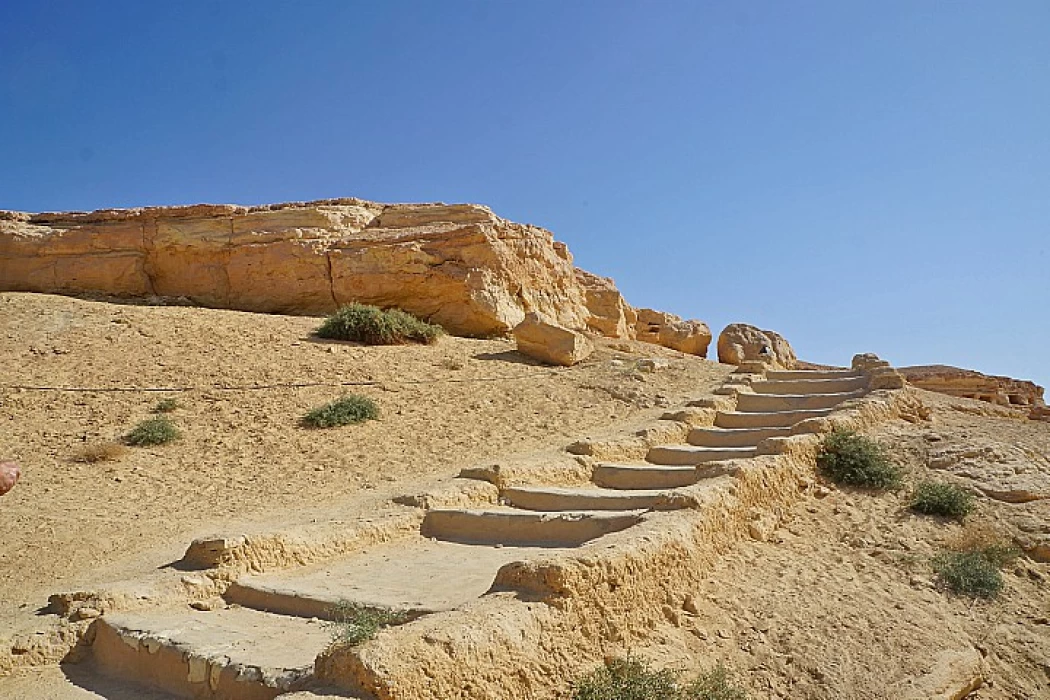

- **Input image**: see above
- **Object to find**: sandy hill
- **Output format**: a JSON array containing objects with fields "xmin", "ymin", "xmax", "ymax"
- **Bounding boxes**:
[{"xmin": 0, "ymin": 292, "xmax": 1046, "ymax": 699}]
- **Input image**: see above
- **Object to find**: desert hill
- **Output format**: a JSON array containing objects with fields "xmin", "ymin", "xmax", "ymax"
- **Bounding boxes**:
[{"xmin": 0, "ymin": 291, "xmax": 1046, "ymax": 699}]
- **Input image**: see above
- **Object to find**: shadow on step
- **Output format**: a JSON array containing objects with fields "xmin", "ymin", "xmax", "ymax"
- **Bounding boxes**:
[{"xmin": 60, "ymin": 661, "xmax": 181, "ymax": 700}]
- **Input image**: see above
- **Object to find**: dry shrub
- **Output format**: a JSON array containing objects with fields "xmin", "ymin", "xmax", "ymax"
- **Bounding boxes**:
[{"xmin": 72, "ymin": 442, "xmax": 128, "ymax": 463}]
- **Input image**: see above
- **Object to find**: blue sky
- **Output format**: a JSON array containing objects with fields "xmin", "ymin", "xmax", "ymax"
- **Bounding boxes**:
[{"xmin": 2, "ymin": 1, "xmax": 1048, "ymax": 388}]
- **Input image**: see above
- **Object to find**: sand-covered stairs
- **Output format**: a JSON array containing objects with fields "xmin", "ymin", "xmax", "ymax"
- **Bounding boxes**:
[{"xmin": 82, "ymin": 366, "xmax": 877, "ymax": 699}]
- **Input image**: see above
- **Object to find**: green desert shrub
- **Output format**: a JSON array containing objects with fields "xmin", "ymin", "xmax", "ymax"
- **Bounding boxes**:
[
  {"xmin": 316, "ymin": 303, "xmax": 443, "ymax": 345},
  {"xmin": 816, "ymin": 429, "xmax": 903, "ymax": 490},
  {"xmin": 125, "ymin": 417, "xmax": 181, "ymax": 446},
  {"xmin": 910, "ymin": 481, "xmax": 975, "ymax": 519},
  {"xmin": 152, "ymin": 397, "xmax": 180, "ymax": 413},
  {"xmin": 324, "ymin": 601, "xmax": 410, "ymax": 646},
  {"xmin": 683, "ymin": 664, "xmax": 750, "ymax": 700},
  {"xmin": 933, "ymin": 550, "xmax": 1003, "ymax": 599},
  {"xmin": 302, "ymin": 394, "xmax": 379, "ymax": 428},
  {"xmin": 572, "ymin": 657, "xmax": 748, "ymax": 700}
]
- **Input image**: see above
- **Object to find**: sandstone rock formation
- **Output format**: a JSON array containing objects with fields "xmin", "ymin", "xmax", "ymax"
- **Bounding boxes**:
[
  {"xmin": 899, "ymin": 365, "xmax": 1046, "ymax": 408},
  {"xmin": 634, "ymin": 308, "xmax": 712, "ymax": 357},
  {"xmin": 0, "ymin": 200, "xmax": 589, "ymax": 338},
  {"xmin": 0, "ymin": 200, "xmax": 713, "ymax": 357},
  {"xmin": 512, "ymin": 313, "xmax": 594, "ymax": 366},
  {"xmin": 574, "ymin": 269, "xmax": 637, "ymax": 340},
  {"xmin": 717, "ymin": 323, "xmax": 797, "ymax": 368}
]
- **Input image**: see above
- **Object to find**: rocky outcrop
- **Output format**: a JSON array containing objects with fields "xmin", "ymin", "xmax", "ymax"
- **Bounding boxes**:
[
  {"xmin": 634, "ymin": 309, "xmax": 712, "ymax": 357},
  {"xmin": 1, "ymin": 199, "xmax": 716, "ymax": 354},
  {"xmin": 899, "ymin": 365, "xmax": 1046, "ymax": 408},
  {"xmin": 574, "ymin": 269, "xmax": 637, "ymax": 340},
  {"xmin": 0, "ymin": 200, "xmax": 592, "ymax": 337},
  {"xmin": 717, "ymin": 323, "xmax": 797, "ymax": 368},
  {"xmin": 512, "ymin": 313, "xmax": 594, "ymax": 366}
]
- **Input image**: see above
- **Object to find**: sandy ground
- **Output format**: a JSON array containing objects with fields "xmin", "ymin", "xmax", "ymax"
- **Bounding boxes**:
[
  {"xmin": 1, "ymin": 292, "xmax": 1048, "ymax": 698},
  {"xmin": 0, "ymin": 292, "xmax": 728, "ymax": 631}
]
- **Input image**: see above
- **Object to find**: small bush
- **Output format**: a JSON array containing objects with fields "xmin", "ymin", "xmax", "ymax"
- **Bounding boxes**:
[
  {"xmin": 683, "ymin": 664, "xmax": 749, "ymax": 700},
  {"xmin": 302, "ymin": 394, "xmax": 379, "ymax": 428},
  {"xmin": 933, "ymin": 550, "xmax": 1004, "ymax": 599},
  {"xmin": 153, "ymin": 397, "xmax": 180, "ymax": 413},
  {"xmin": 816, "ymin": 429, "xmax": 903, "ymax": 490},
  {"xmin": 316, "ymin": 303, "xmax": 443, "ymax": 345},
  {"xmin": 572, "ymin": 657, "xmax": 748, "ymax": 700},
  {"xmin": 573, "ymin": 656, "xmax": 679, "ymax": 700},
  {"xmin": 124, "ymin": 417, "xmax": 181, "ymax": 446},
  {"xmin": 324, "ymin": 601, "xmax": 410, "ymax": 646},
  {"xmin": 72, "ymin": 442, "xmax": 128, "ymax": 463},
  {"xmin": 910, "ymin": 481, "xmax": 975, "ymax": 519}
]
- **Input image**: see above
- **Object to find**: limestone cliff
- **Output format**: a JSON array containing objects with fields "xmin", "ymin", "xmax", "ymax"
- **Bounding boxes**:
[{"xmin": 0, "ymin": 198, "xmax": 712, "ymax": 355}]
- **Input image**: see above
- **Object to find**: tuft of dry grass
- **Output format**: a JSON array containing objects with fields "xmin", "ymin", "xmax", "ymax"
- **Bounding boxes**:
[{"xmin": 72, "ymin": 442, "xmax": 128, "ymax": 463}]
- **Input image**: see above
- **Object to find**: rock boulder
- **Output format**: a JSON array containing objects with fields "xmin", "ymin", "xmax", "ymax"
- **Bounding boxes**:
[
  {"xmin": 634, "ymin": 309, "xmax": 711, "ymax": 357},
  {"xmin": 717, "ymin": 323, "xmax": 797, "ymax": 368},
  {"xmin": 512, "ymin": 313, "xmax": 594, "ymax": 366}
]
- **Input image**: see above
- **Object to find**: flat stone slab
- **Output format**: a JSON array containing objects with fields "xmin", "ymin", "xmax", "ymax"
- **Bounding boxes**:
[
  {"xmin": 94, "ymin": 606, "xmax": 331, "ymax": 700},
  {"xmin": 227, "ymin": 537, "xmax": 575, "ymax": 618}
]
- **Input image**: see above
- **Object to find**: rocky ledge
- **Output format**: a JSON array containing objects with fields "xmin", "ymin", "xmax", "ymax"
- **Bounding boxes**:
[{"xmin": 0, "ymin": 198, "xmax": 710, "ymax": 354}]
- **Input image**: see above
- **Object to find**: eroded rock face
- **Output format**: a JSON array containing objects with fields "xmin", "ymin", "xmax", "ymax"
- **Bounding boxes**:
[
  {"xmin": 512, "ymin": 313, "xmax": 594, "ymax": 366},
  {"xmin": 635, "ymin": 309, "xmax": 712, "ymax": 358},
  {"xmin": 900, "ymin": 365, "xmax": 1046, "ymax": 409},
  {"xmin": 0, "ymin": 200, "xmax": 592, "ymax": 337},
  {"xmin": 717, "ymin": 323, "xmax": 797, "ymax": 368},
  {"xmin": 574, "ymin": 268, "xmax": 637, "ymax": 340}
]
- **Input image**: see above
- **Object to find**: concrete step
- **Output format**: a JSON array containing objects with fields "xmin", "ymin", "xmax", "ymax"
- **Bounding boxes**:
[
  {"xmin": 715, "ymin": 407, "xmax": 833, "ymax": 429},
  {"xmin": 501, "ymin": 485, "xmax": 688, "ymax": 512},
  {"xmin": 687, "ymin": 426, "xmax": 792, "ymax": 447},
  {"xmin": 752, "ymin": 376, "xmax": 868, "ymax": 395},
  {"xmin": 421, "ymin": 507, "xmax": 643, "ymax": 546},
  {"xmin": 766, "ymin": 369, "xmax": 860, "ymax": 380},
  {"xmin": 91, "ymin": 607, "xmax": 331, "ymax": 700},
  {"xmin": 592, "ymin": 463, "xmax": 698, "ymax": 490},
  {"xmin": 646, "ymin": 445, "xmax": 757, "ymax": 466},
  {"xmin": 226, "ymin": 537, "xmax": 571, "ymax": 619},
  {"xmin": 735, "ymin": 390, "xmax": 864, "ymax": 413}
]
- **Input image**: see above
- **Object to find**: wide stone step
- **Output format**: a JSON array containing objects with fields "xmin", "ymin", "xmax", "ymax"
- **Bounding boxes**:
[
  {"xmin": 646, "ymin": 445, "xmax": 757, "ymax": 466},
  {"xmin": 226, "ymin": 537, "xmax": 570, "ymax": 620},
  {"xmin": 687, "ymin": 426, "xmax": 792, "ymax": 447},
  {"xmin": 735, "ymin": 390, "xmax": 864, "ymax": 413},
  {"xmin": 421, "ymin": 507, "xmax": 643, "ymax": 546},
  {"xmin": 766, "ymin": 369, "xmax": 861, "ymax": 380},
  {"xmin": 592, "ymin": 463, "xmax": 698, "ymax": 490},
  {"xmin": 501, "ymin": 485, "xmax": 689, "ymax": 512},
  {"xmin": 91, "ymin": 607, "xmax": 332, "ymax": 700},
  {"xmin": 715, "ymin": 408, "xmax": 833, "ymax": 429},
  {"xmin": 751, "ymin": 376, "xmax": 868, "ymax": 395}
]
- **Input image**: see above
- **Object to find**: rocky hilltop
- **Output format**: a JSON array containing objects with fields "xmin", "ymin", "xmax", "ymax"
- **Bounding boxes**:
[
  {"xmin": 0, "ymin": 199, "xmax": 711, "ymax": 355},
  {"xmin": 900, "ymin": 365, "xmax": 1046, "ymax": 409}
]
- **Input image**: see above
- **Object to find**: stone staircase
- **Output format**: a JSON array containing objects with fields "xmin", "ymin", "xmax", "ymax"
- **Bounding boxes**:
[{"xmin": 68, "ymin": 363, "xmax": 897, "ymax": 699}]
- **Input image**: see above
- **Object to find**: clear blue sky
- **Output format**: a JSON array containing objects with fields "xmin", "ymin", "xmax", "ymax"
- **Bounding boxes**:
[{"xmin": 2, "ymin": 2, "xmax": 1048, "ymax": 389}]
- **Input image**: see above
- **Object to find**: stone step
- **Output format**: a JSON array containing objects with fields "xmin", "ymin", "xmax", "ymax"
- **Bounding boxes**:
[
  {"xmin": 751, "ymin": 376, "xmax": 868, "ymax": 395},
  {"xmin": 501, "ymin": 485, "xmax": 688, "ymax": 512},
  {"xmin": 715, "ymin": 407, "xmax": 833, "ymax": 429},
  {"xmin": 766, "ymin": 369, "xmax": 861, "ymax": 380},
  {"xmin": 735, "ymin": 390, "xmax": 863, "ymax": 413},
  {"xmin": 592, "ymin": 463, "xmax": 699, "ymax": 490},
  {"xmin": 226, "ymin": 537, "xmax": 571, "ymax": 620},
  {"xmin": 646, "ymin": 445, "xmax": 757, "ymax": 466},
  {"xmin": 421, "ymin": 507, "xmax": 643, "ymax": 546},
  {"xmin": 91, "ymin": 606, "xmax": 332, "ymax": 700},
  {"xmin": 687, "ymin": 426, "xmax": 792, "ymax": 447}
]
